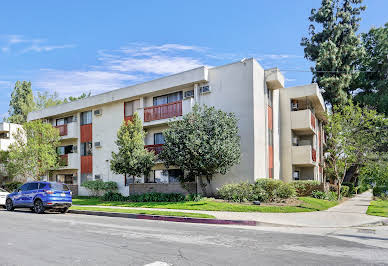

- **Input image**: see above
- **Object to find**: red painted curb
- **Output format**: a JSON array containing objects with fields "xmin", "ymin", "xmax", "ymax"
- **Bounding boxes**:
[{"xmin": 68, "ymin": 210, "xmax": 257, "ymax": 226}]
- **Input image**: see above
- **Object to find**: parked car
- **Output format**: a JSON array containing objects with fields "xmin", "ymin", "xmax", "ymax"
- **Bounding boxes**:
[
  {"xmin": 0, "ymin": 188, "xmax": 10, "ymax": 208},
  {"xmin": 5, "ymin": 182, "xmax": 72, "ymax": 214}
]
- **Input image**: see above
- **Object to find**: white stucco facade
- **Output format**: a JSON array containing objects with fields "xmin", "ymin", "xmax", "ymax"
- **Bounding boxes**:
[{"xmin": 28, "ymin": 59, "xmax": 326, "ymax": 195}]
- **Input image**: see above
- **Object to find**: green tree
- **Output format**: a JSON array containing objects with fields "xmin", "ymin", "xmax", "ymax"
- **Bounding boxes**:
[
  {"xmin": 353, "ymin": 23, "xmax": 388, "ymax": 116},
  {"xmin": 110, "ymin": 113, "xmax": 155, "ymax": 191},
  {"xmin": 325, "ymin": 100, "xmax": 387, "ymax": 199},
  {"xmin": 35, "ymin": 91, "xmax": 64, "ymax": 109},
  {"xmin": 159, "ymin": 105, "xmax": 241, "ymax": 195},
  {"xmin": 63, "ymin": 91, "xmax": 91, "ymax": 103},
  {"xmin": 7, "ymin": 120, "xmax": 60, "ymax": 181},
  {"xmin": 7, "ymin": 81, "xmax": 35, "ymax": 124},
  {"xmin": 301, "ymin": 0, "xmax": 366, "ymax": 108}
]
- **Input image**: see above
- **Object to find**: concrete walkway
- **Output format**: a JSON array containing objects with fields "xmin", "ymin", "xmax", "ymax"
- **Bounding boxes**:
[{"xmin": 74, "ymin": 191, "xmax": 387, "ymax": 228}]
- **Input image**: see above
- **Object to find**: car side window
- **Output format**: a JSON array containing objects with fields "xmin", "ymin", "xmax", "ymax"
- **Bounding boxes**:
[
  {"xmin": 38, "ymin": 183, "xmax": 47, "ymax": 189},
  {"xmin": 28, "ymin": 183, "xmax": 39, "ymax": 191},
  {"xmin": 18, "ymin": 184, "xmax": 29, "ymax": 192}
]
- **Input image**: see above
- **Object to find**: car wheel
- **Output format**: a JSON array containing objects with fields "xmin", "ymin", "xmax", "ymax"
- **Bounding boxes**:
[
  {"xmin": 60, "ymin": 207, "xmax": 69, "ymax": 214},
  {"xmin": 5, "ymin": 199, "xmax": 14, "ymax": 211},
  {"xmin": 34, "ymin": 199, "xmax": 45, "ymax": 214}
]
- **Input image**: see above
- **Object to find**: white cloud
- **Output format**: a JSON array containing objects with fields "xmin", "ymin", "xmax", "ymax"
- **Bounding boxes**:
[
  {"xmin": 0, "ymin": 35, "xmax": 74, "ymax": 54},
  {"xmin": 34, "ymin": 69, "xmax": 138, "ymax": 97}
]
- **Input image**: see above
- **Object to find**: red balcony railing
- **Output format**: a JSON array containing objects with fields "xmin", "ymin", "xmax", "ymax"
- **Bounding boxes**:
[
  {"xmin": 144, "ymin": 101, "xmax": 182, "ymax": 122},
  {"xmin": 312, "ymin": 148, "xmax": 317, "ymax": 162},
  {"xmin": 55, "ymin": 124, "xmax": 68, "ymax": 136},
  {"xmin": 124, "ymin": 115, "xmax": 133, "ymax": 123},
  {"xmin": 145, "ymin": 144, "xmax": 164, "ymax": 155},
  {"xmin": 310, "ymin": 112, "xmax": 316, "ymax": 130},
  {"xmin": 59, "ymin": 154, "xmax": 68, "ymax": 166}
]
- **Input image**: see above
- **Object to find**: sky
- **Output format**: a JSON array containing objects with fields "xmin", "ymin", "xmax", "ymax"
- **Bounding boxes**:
[{"xmin": 0, "ymin": 0, "xmax": 387, "ymax": 120}]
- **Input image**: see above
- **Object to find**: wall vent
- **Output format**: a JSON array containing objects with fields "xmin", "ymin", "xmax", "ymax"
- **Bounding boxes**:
[
  {"xmin": 94, "ymin": 109, "xmax": 102, "ymax": 116},
  {"xmin": 184, "ymin": 90, "xmax": 194, "ymax": 98},
  {"xmin": 200, "ymin": 85, "xmax": 211, "ymax": 94},
  {"xmin": 94, "ymin": 141, "xmax": 102, "ymax": 148}
]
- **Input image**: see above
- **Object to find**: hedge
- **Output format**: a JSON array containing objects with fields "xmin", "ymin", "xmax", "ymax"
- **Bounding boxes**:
[{"xmin": 291, "ymin": 180, "xmax": 323, "ymax": 196}]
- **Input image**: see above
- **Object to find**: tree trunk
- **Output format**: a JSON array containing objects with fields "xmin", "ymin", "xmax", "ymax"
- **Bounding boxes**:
[
  {"xmin": 198, "ymin": 177, "xmax": 207, "ymax": 197},
  {"xmin": 337, "ymin": 182, "xmax": 341, "ymax": 201}
]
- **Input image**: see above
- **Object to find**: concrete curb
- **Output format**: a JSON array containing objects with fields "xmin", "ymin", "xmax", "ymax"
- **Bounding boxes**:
[
  {"xmin": 358, "ymin": 219, "xmax": 388, "ymax": 227},
  {"xmin": 68, "ymin": 209, "xmax": 259, "ymax": 226}
]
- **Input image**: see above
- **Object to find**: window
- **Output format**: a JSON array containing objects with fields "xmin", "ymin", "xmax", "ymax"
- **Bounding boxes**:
[
  {"xmin": 81, "ymin": 174, "xmax": 92, "ymax": 185},
  {"xmin": 0, "ymin": 132, "xmax": 9, "ymax": 139},
  {"xmin": 80, "ymin": 111, "xmax": 92, "ymax": 125},
  {"xmin": 38, "ymin": 183, "xmax": 48, "ymax": 189},
  {"xmin": 49, "ymin": 183, "xmax": 70, "ymax": 191},
  {"xmin": 80, "ymin": 142, "xmax": 92, "ymax": 156},
  {"xmin": 28, "ymin": 183, "xmax": 39, "ymax": 191},
  {"xmin": 18, "ymin": 183, "xmax": 29, "ymax": 192},
  {"xmin": 293, "ymin": 171, "xmax": 300, "ymax": 180},
  {"xmin": 124, "ymin": 100, "xmax": 139, "ymax": 117},
  {"xmin": 268, "ymin": 89, "xmax": 273, "ymax": 107},
  {"xmin": 56, "ymin": 116, "xmax": 74, "ymax": 126},
  {"xmin": 154, "ymin": 133, "xmax": 165, "ymax": 145},
  {"xmin": 148, "ymin": 169, "xmax": 184, "ymax": 184},
  {"xmin": 57, "ymin": 145, "xmax": 74, "ymax": 155},
  {"xmin": 153, "ymin": 91, "xmax": 182, "ymax": 106}
]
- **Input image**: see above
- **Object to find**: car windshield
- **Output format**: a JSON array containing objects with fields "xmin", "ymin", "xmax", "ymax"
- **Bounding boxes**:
[{"xmin": 49, "ymin": 183, "xmax": 70, "ymax": 191}]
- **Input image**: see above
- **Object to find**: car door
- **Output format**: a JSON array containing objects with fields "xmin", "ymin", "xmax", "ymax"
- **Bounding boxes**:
[
  {"xmin": 14, "ymin": 184, "xmax": 29, "ymax": 206},
  {"xmin": 25, "ymin": 183, "xmax": 39, "ymax": 207}
]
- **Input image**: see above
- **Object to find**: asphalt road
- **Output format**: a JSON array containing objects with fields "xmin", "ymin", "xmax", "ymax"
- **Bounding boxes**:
[{"xmin": 0, "ymin": 209, "xmax": 387, "ymax": 266}]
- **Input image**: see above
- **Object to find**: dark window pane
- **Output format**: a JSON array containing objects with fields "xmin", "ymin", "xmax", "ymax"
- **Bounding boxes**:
[
  {"xmin": 20, "ymin": 184, "xmax": 29, "ymax": 192},
  {"xmin": 81, "ymin": 111, "xmax": 92, "ymax": 125},
  {"xmin": 154, "ymin": 133, "xmax": 165, "ymax": 145},
  {"xmin": 38, "ymin": 183, "xmax": 47, "ymax": 189},
  {"xmin": 28, "ymin": 183, "xmax": 39, "ymax": 190}
]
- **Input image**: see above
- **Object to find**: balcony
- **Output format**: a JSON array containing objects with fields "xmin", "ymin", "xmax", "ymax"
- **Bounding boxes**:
[
  {"xmin": 291, "ymin": 109, "xmax": 316, "ymax": 135},
  {"xmin": 145, "ymin": 144, "xmax": 164, "ymax": 155},
  {"xmin": 144, "ymin": 101, "xmax": 182, "ymax": 122},
  {"xmin": 0, "ymin": 139, "xmax": 11, "ymax": 151},
  {"xmin": 54, "ymin": 123, "xmax": 78, "ymax": 140},
  {"xmin": 292, "ymin": 145, "xmax": 317, "ymax": 166},
  {"xmin": 58, "ymin": 153, "xmax": 78, "ymax": 170}
]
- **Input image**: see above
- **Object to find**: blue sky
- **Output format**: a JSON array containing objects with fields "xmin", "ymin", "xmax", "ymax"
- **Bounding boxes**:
[{"xmin": 0, "ymin": 0, "xmax": 387, "ymax": 119}]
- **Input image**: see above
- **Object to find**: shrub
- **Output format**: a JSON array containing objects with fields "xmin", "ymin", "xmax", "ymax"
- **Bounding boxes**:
[
  {"xmin": 102, "ymin": 191, "xmax": 126, "ymax": 201},
  {"xmin": 311, "ymin": 190, "xmax": 326, "ymax": 199},
  {"xmin": 217, "ymin": 183, "xmax": 256, "ymax": 202},
  {"xmin": 82, "ymin": 180, "xmax": 118, "ymax": 197},
  {"xmin": 185, "ymin": 193, "xmax": 202, "ymax": 202},
  {"xmin": 340, "ymin": 185, "xmax": 350, "ymax": 197},
  {"xmin": 326, "ymin": 191, "xmax": 337, "ymax": 201},
  {"xmin": 101, "ymin": 191, "xmax": 188, "ymax": 202},
  {"xmin": 3, "ymin": 181, "xmax": 23, "ymax": 192},
  {"xmin": 373, "ymin": 186, "xmax": 388, "ymax": 198},
  {"xmin": 291, "ymin": 180, "xmax": 322, "ymax": 196},
  {"xmin": 342, "ymin": 182, "xmax": 355, "ymax": 195},
  {"xmin": 255, "ymin": 179, "xmax": 295, "ymax": 202}
]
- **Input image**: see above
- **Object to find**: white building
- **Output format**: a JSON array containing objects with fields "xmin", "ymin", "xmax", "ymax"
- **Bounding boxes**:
[{"xmin": 27, "ymin": 59, "xmax": 326, "ymax": 196}]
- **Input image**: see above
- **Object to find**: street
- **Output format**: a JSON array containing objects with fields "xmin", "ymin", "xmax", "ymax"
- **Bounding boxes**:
[{"xmin": 1, "ymin": 209, "xmax": 388, "ymax": 266}]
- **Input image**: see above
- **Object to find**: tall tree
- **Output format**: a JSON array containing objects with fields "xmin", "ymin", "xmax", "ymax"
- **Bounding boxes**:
[
  {"xmin": 110, "ymin": 113, "xmax": 155, "ymax": 191},
  {"xmin": 63, "ymin": 91, "xmax": 91, "ymax": 103},
  {"xmin": 301, "ymin": 0, "xmax": 366, "ymax": 108},
  {"xmin": 159, "ymin": 105, "xmax": 241, "ymax": 195},
  {"xmin": 35, "ymin": 91, "xmax": 64, "ymax": 109},
  {"xmin": 8, "ymin": 81, "xmax": 35, "ymax": 124},
  {"xmin": 353, "ymin": 23, "xmax": 388, "ymax": 116},
  {"xmin": 7, "ymin": 120, "xmax": 60, "ymax": 181},
  {"xmin": 325, "ymin": 100, "xmax": 387, "ymax": 199}
]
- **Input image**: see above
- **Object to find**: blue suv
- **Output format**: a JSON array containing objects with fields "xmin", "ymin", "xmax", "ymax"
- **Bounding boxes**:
[{"xmin": 5, "ymin": 182, "xmax": 72, "ymax": 214}]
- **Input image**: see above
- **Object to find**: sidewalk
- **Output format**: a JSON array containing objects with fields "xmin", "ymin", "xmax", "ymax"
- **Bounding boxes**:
[{"xmin": 73, "ymin": 191, "xmax": 387, "ymax": 228}]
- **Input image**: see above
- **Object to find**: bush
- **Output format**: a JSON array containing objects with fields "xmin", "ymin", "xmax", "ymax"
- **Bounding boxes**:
[
  {"xmin": 291, "ymin": 180, "xmax": 322, "ymax": 196},
  {"xmin": 373, "ymin": 186, "xmax": 388, "ymax": 198},
  {"xmin": 82, "ymin": 180, "xmax": 118, "ymax": 197},
  {"xmin": 185, "ymin": 193, "xmax": 202, "ymax": 202},
  {"xmin": 326, "ymin": 191, "xmax": 337, "ymax": 201},
  {"xmin": 217, "ymin": 183, "xmax": 256, "ymax": 202},
  {"xmin": 3, "ymin": 181, "xmax": 23, "ymax": 192},
  {"xmin": 340, "ymin": 185, "xmax": 350, "ymax": 197},
  {"xmin": 311, "ymin": 190, "xmax": 326, "ymax": 199},
  {"xmin": 342, "ymin": 182, "xmax": 355, "ymax": 195},
  {"xmin": 102, "ymin": 191, "xmax": 126, "ymax": 201},
  {"xmin": 255, "ymin": 179, "xmax": 295, "ymax": 202}
]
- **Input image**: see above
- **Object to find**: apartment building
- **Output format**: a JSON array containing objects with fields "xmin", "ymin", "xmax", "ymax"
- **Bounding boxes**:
[
  {"xmin": 27, "ymin": 58, "xmax": 326, "ymax": 196},
  {"xmin": 0, "ymin": 122, "xmax": 23, "ymax": 184}
]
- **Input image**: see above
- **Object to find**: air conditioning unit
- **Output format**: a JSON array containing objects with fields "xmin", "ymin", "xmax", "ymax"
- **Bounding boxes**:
[
  {"xmin": 184, "ymin": 90, "xmax": 194, "ymax": 98},
  {"xmin": 94, "ymin": 141, "xmax": 102, "ymax": 148},
  {"xmin": 200, "ymin": 85, "xmax": 211, "ymax": 94},
  {"xmin": 291, "ymin": 102, "xmax": 298, "ymax": 111},
  {"xmin": 72, "ymin": 145, "xmax": 78, "ymax": 153},
  {"xmin": 94, "ymin": 174, "xmax": 101, "ymax": 180},
  {"xmin": 72, "ymin": 115, "xmax": 77, "ymax": 122},
  {"xmin": 292, "ymin": 137, "xmax": 298, "ymax": 146},
  {"xmin": 94, "ymin": 109, "xmax": 102, "ymax": 116}
]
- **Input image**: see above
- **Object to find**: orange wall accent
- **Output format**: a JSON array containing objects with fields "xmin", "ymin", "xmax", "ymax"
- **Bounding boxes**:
[
  {"xmin": 268, "ymin": 106, "xmax": 273, "ymax": 130},
  {"xmin": 80, "ymin": 124, "xmax": 92, "ymax": 142},
  {"xmin": 81, "ymin": 155, "xmax": 93, "ymax": 174}
]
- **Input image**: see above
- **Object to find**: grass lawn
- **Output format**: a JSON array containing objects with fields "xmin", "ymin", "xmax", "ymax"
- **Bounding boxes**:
[
  {"xmin": 367, "ymin": 200, "xmax": 388, "ymax": 217},
  {"xmin": 72, "ymin": 197, "xmax": 338, "ymax": 213},
  {"xmin": 70, "ymin": 206, "xmax": 216, "ymax": 219}
]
